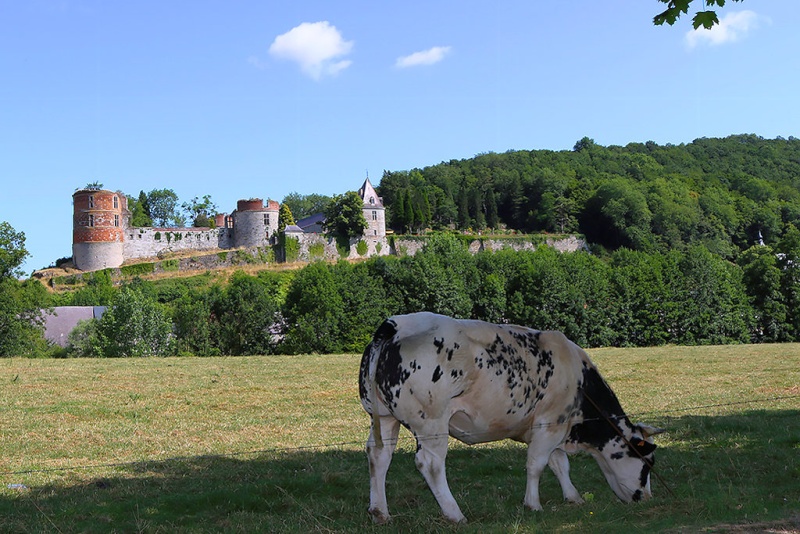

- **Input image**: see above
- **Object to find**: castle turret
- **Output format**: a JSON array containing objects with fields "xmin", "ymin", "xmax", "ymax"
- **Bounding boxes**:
[
  {"xmin": 72, "ymin": 188, "xmax": 128, "ymax": 271},
  {"xmin": 359, "ymin": 178, "xmax": 385, "ymax": 237},
  {"xmin": 232, "ymin": 198, "xmax": 280, "ymax": 248}
]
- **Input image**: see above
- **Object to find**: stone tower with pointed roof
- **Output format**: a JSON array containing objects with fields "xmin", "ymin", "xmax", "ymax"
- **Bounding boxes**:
[{"xmin": 358, "ymin": 177, "xmax": 386, "ymax": 237}]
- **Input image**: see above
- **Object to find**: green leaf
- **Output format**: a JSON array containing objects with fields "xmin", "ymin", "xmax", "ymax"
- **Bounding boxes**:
[{"xmin": 692, "ymin": 11, "xmax": 720, "ymax": 30}]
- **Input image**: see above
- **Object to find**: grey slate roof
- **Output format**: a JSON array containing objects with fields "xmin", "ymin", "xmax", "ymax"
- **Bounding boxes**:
[{"xmin": 42, "ymin": 306, "xmax": 107, "ymax": 347}]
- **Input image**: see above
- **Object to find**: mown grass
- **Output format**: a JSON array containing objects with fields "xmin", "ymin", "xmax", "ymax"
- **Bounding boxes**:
[{"xmin": 1, "ymin": 345, "xmax": 798, "ymax": 533}]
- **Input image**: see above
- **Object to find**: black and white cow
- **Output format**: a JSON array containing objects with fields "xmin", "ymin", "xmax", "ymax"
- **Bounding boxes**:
[{"xmin": 359, "ymin": 312, "xmax": 663, "ymax": 524}]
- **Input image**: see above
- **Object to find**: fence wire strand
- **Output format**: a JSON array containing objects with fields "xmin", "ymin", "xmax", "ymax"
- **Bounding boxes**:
[{"xmin": 1, "ymin": 393, "xmax": 798, "ymax": 479}]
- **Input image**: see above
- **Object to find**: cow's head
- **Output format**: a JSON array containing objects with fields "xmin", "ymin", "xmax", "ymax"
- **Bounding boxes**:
[{"xmin": 589, "ymin": 422, "xmax": 665, "ymax": 503}]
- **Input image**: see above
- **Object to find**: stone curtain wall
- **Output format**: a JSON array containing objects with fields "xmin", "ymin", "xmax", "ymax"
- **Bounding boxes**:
[
  {"xmin": 123, "ymin": 227, "xmax": 233, "ymax": 261},
  {"xmin": 55, "ymin": 235, "xmax": 587, "ymax": 288},
  {"xmin": 286, "ymin": 235, "xmax": 586, "ymax": 263}
]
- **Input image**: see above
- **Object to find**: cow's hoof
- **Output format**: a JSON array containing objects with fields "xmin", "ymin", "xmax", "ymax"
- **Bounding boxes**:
[
  {"xmin": 368, "ymin": 507, "xmax": 390, "ymax": 525},
  {"xmin": 444, "ymin": 514, "xmax": 468, "ymax": 524}
]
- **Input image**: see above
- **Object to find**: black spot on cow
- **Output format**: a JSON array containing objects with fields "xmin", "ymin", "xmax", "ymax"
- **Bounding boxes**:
[
  {"xmin": 433, "ymin": 337, "xmax": 445, "ymax": 354},
  {"xmin": 432, "ymin": 365, "xmax": 443, "ymax": 383},
  {"xmin": 370, "ymin": 320, "xmax": 412, "ymax": 408},
  {"xmin": 358, "ymin": 341, "xmax": 373, "ymax": 402},
  {"xmin": 639, "ymin": 461, "xmax": 653, "ymax": 488},
  {"xmin": 610, "ymin": 452, "xmax": 624, "ymax": 460},
  {"xmin": 567, "ymin": 365, "xmax": 628, "ymax": 451}
]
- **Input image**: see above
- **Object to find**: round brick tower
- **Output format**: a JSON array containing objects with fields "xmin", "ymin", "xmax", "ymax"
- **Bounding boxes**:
[
  {"xmin": 72, "ymin": 188, "xmax": 128, "ymax": 271},
  {"xmin": 232, "ymin": 198, "xmax": 279, "ymax": 248}
]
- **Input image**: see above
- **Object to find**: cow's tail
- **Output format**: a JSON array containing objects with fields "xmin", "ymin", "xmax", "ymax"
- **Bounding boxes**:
[{"xmin": 365, "ymin": 319, "xmax": 397, "ymax": 449}]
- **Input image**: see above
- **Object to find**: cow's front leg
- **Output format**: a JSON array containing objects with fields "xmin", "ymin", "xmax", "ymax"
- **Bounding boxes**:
[
  {"xmin": 366, "ymin": 415, "xmax": 400, "ymax": 524},
  {"xmin": 548, "ymin": 448, "xmax": 584, "ymax": 504},
  {"xmin": 414, "ymin": 428, "xmax": 466, "ymax": 523},
  {"xmin": 524, "ymin": 430, "xmax": 565, "ymax": 511}
]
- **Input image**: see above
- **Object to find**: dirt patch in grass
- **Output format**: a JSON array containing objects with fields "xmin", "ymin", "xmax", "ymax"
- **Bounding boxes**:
[
  {"xmin": 704, "ymin": 514, "xmax": 800, "ymax": 533},
  {"xmin": 756, "ymin": 385, "xmax": 800, "ymax": 396}
]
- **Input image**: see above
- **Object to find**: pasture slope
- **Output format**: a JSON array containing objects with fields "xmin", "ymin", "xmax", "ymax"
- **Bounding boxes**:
[{"xmin": 1, "ymin": 344, "xmax": 798, "ymax": 533}]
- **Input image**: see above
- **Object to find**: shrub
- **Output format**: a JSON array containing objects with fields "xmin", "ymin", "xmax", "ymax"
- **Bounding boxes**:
[
  {"xmin": 284, "ymin": 237, "xmax": 301, "ymax": 263},
  {"xmin": 308, "ymin": 242, "xmax": 325, "ymax": 260}
]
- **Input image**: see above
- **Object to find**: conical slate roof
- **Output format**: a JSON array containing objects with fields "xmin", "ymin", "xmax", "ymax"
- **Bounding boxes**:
[{"xmin": 358, "ymin": 177, "xmax": 383, "ymax": 208}]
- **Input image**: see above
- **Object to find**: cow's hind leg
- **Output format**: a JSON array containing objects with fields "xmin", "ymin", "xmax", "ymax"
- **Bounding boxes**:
[
  {"xmin": 548, "ymin": 449, "xmax": 584, "ymax": 504},
  {"xmin": 414, "ymin": 427, "xmax": 466, "ymax": 523},
  {"xmin": 366, "ymin": 415, "xmax": 401, "ymax": 524}
]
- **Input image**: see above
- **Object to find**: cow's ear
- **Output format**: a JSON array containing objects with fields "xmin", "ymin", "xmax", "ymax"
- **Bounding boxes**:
[
  {"xmin": 636, "ymin": 423, "xmax": 665, "ymax": 439},
  {"xmin": 633, "ymin": 439, "xmax": 657, "ymax": 456}
]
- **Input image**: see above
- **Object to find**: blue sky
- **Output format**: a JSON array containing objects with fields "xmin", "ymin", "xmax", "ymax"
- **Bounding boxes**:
[{"xmin": 2, "ymin": 0, "xmax": 799, "ymax": 275}]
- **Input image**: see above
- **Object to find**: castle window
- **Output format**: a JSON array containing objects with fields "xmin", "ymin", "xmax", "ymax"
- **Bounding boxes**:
[
  {"xmin": 113, "ymin": 196, "xmax": 118, "ymax": 209},
  {"xmin": 370, "ymin": 196, "xmax": 375, "ymax": 204},
  {"xmin": 264, "ymin": 214, "xmax": 270, "ymax": 226},
  {"xmin": 372, "ymin": 211, "xmax": 377, "ymax": 221},
  {"xmin": 114, "ymin": 214, "xmax": 120, "ymax": 227},
  {"xmin": 88, "ymin": 214, "xmax": 94, "ymax": 227},
  {"xmin": 88, "ymin": 196, "xmax": 94, "ymax": 208}
]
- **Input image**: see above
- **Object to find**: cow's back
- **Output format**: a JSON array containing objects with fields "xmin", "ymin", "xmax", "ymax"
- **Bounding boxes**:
[{"xmin": 361, "ymin": 312, "xmax": 588, "ymax": 444}]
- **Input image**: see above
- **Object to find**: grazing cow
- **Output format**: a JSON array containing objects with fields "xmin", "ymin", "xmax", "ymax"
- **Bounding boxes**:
[{"xmin": 358, "ymin": 312, "xmax": 663, "ymax": 524}]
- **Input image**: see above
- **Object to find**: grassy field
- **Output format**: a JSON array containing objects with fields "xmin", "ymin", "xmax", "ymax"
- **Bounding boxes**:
[{"xmin": 1, "ymin": 344, "xmax": 799, "ymax": 533}]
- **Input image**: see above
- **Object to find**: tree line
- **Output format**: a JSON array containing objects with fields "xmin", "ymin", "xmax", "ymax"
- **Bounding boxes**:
[
  {"xmin": 2, "ymin": 230, "xmax": 799, "ymax": 358},
  {"xmin": 378, "ymin": 135, "xmax": 800, "ymax": 260}
]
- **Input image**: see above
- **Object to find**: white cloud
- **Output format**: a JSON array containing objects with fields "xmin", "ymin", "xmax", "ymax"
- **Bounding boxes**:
[
  {"xmin": 395, "ymin": 46, "xmax": 452, "ymax": 68},
  {"xmin": 268, "ymin": 21, "xmax": 353, "ymax": 80},
  {"xmin": 685, "ymin": 10, "xmax": 763, "ymax": 49}
]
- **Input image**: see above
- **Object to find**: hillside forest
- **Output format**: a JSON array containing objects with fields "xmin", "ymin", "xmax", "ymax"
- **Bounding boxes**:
[{"xmin": 1, "ymin": 134, "xmax": 800, "ymax": 357}]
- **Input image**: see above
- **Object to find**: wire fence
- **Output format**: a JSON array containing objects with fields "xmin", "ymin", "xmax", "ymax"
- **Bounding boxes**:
[{"xmin": 2, "ymin": 393, "xmax": 798, "ymax": 479}]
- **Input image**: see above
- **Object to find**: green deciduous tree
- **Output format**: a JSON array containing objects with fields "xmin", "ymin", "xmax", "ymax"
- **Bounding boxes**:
[
  {"xmin": 212, "ymin": 271, "xmax": 281, "ymax": 355},
  {"xmin": 281, "ymin": 192, "xmax": 332, "ymax": 220},
  {"xmin": 0, "ymin": 278, "xmax": 49, "ymax": 356},
  {"xmin": 173, "ymin": 289, "xmax": 218, "ymax": 356},
  {"xmin": 96, "ymin": 287, "xmax": 174, "ymax": 357},
  {"xmin": 582, "ymin": 179, "xmax": 654, "ymax": 251},
  {"xmin": 146, "ymin": 189, "xmax": 182, "ymax": 227},
  {"xmin": 673, "ymin": 246, "xmax": 751, "ymax": 345},
  {"xmin": 182, "ymin": 194, "xmax": 218, "ymax": 228},
  {"xmin": 129, "ymin": 190, "xmax": 154, "ymax": 227},
  {"xmin": 323, "ymin": 191, "xmax": 368, "ymax": 240},
  {"xmin": 777, "ymin": 225, "xmax": 800, "ymax": 339},
  {"xmin": 0, "ymin": 223, "xmax": 48, "ymax": 356},
  {"xmin": 0, "ymin": 221, "xmax": 29, "ymax": 279},
  {"xmin": 281, "ymin": 262, "xmax": 346, "ymax": 354},
  {"xmin": 610, "ymin": 249, "xmax": 678, "ymax": 346},
  {"xmin": 68, "ymin": 269, "xmax": 116, "ymax": 306},
  {"xmin": 739, "ymin": 245, "xmax": 789, "ymax": 342}
]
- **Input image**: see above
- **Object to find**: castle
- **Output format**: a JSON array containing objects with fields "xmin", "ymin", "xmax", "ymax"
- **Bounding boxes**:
[{"xmin": 72, "ymin": 178, "xmax": 386, "ymax": 272}]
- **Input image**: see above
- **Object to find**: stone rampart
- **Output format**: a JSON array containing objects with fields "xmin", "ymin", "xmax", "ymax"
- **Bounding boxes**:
[{"xmin": 123, "ymin": 227, "xmax": 232, "ymax": 261}]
